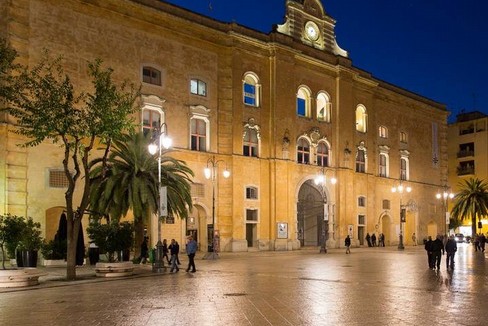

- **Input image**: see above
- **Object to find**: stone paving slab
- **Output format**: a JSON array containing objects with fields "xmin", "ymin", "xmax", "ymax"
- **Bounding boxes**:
[{"xmin": 0, "ymin": 244, "xmax": 486, "ymax": 325}]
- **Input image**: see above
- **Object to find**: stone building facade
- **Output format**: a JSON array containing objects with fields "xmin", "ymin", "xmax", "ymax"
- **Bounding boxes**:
[{"xmin": 1, "ymin": 0, "xmax": 450, "ymax": 252}]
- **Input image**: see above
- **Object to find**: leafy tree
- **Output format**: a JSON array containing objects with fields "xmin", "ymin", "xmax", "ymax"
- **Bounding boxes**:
[
  {"xmin": 87, "ymin": 219, "xmax": 134, "ymax": 263},
  {"xmin": 0, "ymin": 39, "xmax": 139, "ymax": 280},
  {"xmin": 451, "ymin": 178, "xmax": 488, "ymax": 238},
  {"xmin": 0, "ymin": 214, "xmax": 26, "ymax": 269},
  {"xmin": 89, "ymin": 132, "xmax": 194, "ymax": 255}
]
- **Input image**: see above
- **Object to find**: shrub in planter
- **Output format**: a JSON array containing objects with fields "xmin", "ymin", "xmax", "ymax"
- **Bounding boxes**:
[
  {"xmin": 41, "ymin": 239, "xmax": 67, "ymax": 260},
  {"xmin": 87, "ymin": 219, "xmax": 134, "ymax": 263},
  {"xmin": 0, "ymin": 214, "xmax": 27, "ymax": 269},
  {"xmin": 16, "ymin": 217, "xmax": 43, "ymax": 268}
]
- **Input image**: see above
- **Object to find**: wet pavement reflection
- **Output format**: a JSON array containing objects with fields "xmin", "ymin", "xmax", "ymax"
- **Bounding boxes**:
[{"xmin": 0, "ymin": 244, "xmax": 486, "ymax": 325}]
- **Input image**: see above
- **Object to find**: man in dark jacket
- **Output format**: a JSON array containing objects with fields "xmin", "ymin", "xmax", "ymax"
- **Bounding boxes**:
[
  {"xmin": 431, "ymin": 235, "xmax": 445, "ymax": 270},
  {"xmin": 424, "ymin": 236, "xmax": 433, "ymax": 269},
  {"xmin": 445, "ymin": 234, "xmax": 457, "ymax": 270}
]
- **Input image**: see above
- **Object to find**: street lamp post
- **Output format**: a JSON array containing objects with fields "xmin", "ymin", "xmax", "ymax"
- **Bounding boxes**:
[
  {"xmin": 148, "ymin": 123, "xmax": 172, "ymax": 272},
  {"xmin": 203, "ymin": 155, "xmax": 230, "ymax": 260},
  {"xmin": 391, "ymin": 183, "xmax": 412, "ymax": 250},
  {"xmin": 314, "ymin": 168, "xmax": 337, "ymax": 254},
  {"xmin": 436, "ymin": 188, "xmax": 454, "ymax": 236}
]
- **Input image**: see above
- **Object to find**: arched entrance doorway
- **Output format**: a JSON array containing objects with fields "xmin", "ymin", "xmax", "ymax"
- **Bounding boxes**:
[
  {"xmin": 187, "ymin": 205, "xmax": 208, "ymax": 252},
  {"xmin": 297, "ymin": 180, "xmax": 328, "ymax": 247},
  {"xmin": 380, "ymin": 214, "xmax": 392, "ymax": 246}
]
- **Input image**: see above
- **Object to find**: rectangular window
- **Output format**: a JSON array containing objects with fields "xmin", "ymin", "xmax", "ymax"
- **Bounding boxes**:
[
  {"xmin": 246, "ymin": 209, "xmax": 258, "ymax": 221},
  {"xmin": 142, "ymin": 110, "xmax": 161, "ymax": 135},
  {"xmin": 356, "ymin": 150, "xmax": 365, "ymax": 173},
  {"xmin": 190, "ymin": 119, "xmax": 206, "ymax": 151},
  {"xmin": 244, "ymin": 83, "xmax": 256, "ymax": 106},
  {"xmin": 297, "ymin": 98, "xmax": 306, "ymax": 116},
  {"xmin": 358, "ymin": 215, "xmax": 365, "ymax": 225},
  {"xmin": 458, "ymin": 160, "xmax": 475, "ymax": 176},
  {"xmin": 49, "ymin": 169, "xmax": 69, "ymax": 188},
  {"xmin": 379, "ymin": 155, "xmax": 387, "ymax": 177},
  {"xmin": 358, "ymin": 196, "xmax": 366, "ymax": 207},
  {"xmin": 246, "ymin": 187, "xmax": 258, "ymax": 200},
  {"xmin": 400, "ymin": 158, "xmax": 407, "ymax": 180},
  {"xmin": 142, "ymin": 67, "xmax": 161, "ymax": 86},
  {"xmin": 400, "ymin": 132, "xmax": 407, "ymax": 143},
  {"xmin": 458, "ymin": 142, "xmax": 474, "ymax": 158},
  {"xmin": 382, "ymin": 200, "xmax": 390, "ymax": 210},
  {"xmin": 190, "ymin": 79, "xmax": 207, "ymax": 96}
]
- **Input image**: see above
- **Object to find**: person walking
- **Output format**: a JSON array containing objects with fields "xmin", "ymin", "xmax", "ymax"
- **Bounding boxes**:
[
  {"xmin": 379, "ymin": 233, "xmax": 385, "ymax": 247},
  {"xmin": 138, "ymin": 236, "xmax": 149, "ymax": 264},
  {"xmin": 445, "ymin": 234, "xmax": 457, "ymax": 270},
  {"xmin": 431, "ymin": 235, "xmax": 444, "ymax": 270},
  {"xmin": 162, "ymin": 239, "xmax": 170, "ymax": 264},
  {"xmin": 371, "ymin": 233, "xmax": 377, "ymax": 247},
  {"xmin": 412, "ymin": 233, "xmax": 417, "ymax": 246},
  {"xmin": 345, "ymin": 235, "xmax": 351, "ymax": 254},
  {"xmin": 480, "ymin": 233, "xmax": 486, "ymax": 252},
  {"xmin": 424, "ymin": 236, "xmax": 433, "ymax": 269},
  {"xmin": 185, "ymin": 236, "xmax": 197, "ymax": 273},
  {"xmin": 168, "ymin": 239, "xmax": 180, "ymax": 273}
]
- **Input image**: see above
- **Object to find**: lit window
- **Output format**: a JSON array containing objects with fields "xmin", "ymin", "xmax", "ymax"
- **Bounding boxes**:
[
  {"xmin": 297, "ymin": 87, "xmax": 311, "ymax": 117},
  {"xmin": 379, "ymin": 153, "xmax": 387, "ymax": 177},
  {"xmin": 190, "ymin": 118, "xmax": 207, "ymax": 151},
  {"xmin": 142, "ymin": 66, "xmax": 161, "ymax": 86},
  {"xmin": 317, "ymin": 92, "xmax": 331, "ymax": 122},
  {"xmin": 379, "ymin": 126, "xmax": 388, "ymax": 138},
  {"xmin": 297, "ymin": 138, "xmax": 310, "ymax": 164},
  {"xmin": 400, "ymin": 132, "xmax": 408, "ymax": 143},
  {"xmin": 142, "ymin": 109, "xmax": 161, "ymax": 135},
  {"xmin": 190, "ymin": 79, "xmax": 207, "ymax": 96},
  {"xmin": 243, "ymin": 73, "xmax": 260, "ymax": 107},
  {"xmin": 356, "ymin": 104, "xmax": 367, "ymax": 132},
  {"xmin": 400, "ymin": 158, "xmax": 407, "ymax": 180},
  {"xmin": 243, "ymin": 128, "xmax": 259, "ymax": 157},
  {"xmin": 356, "ymin": 149, "xmax": 366, "ymax": 173},
  {"xmin": 316, "ymin": 142, "xmax": 329, "ymax": 167}
]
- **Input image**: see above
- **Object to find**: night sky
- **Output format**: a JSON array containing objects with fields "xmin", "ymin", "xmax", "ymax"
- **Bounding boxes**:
[{"xmin": 164, "ymin": 0, "xmax": 488, "ymax": 122}]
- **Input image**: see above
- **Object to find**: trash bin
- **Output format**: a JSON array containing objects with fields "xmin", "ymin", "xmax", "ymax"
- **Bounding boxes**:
[
  {"xmin": 149, "ymin": 248, "xmax": 155, "ymax": 264},
  {"xmin": 88, "ymin": 245, "xmax": 100, "ymax": 265}
]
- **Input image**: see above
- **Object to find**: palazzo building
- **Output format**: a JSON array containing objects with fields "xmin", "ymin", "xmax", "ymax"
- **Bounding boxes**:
[{"xmin": 0, "ymin": 0, "xmax": 450, "ymax": 252}]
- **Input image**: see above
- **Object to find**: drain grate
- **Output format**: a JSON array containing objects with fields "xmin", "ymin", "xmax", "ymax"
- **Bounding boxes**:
[{"xmin": 224, "ymin": 293, "xmax": 247, "ymax": 297}]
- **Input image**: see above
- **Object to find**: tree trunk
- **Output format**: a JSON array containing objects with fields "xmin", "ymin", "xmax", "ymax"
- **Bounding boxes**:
[
  {"xmin": 133, "ymin": 218, "xmax": 145, "ymax": 259},
  {"xmin": 66, "ymin": 217, "xmax": 81, "ymax": 281}
]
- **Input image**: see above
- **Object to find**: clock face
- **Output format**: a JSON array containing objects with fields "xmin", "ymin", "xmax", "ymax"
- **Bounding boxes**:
[{"xmin": 305, "ymin": 21, "xmax": 319, "ymax": 41}]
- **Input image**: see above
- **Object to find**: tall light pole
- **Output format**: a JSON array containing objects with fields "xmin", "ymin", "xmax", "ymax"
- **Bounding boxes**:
[
  {"xmin": 314, "ymin": 168, "xmax": 337, "ymax": 254},
  {"xmin": 391, "ymin": 183, "xmax": 412, "ymax": 250},
  {"xmin": 203, "ymin": 155, "xmax": 230, "ymax": 260},
  {"xmin": 436, "ymin": 187, "xmax": 454, "ymax": 236},
  {"xmin": 148, "ymin": 123, "xmax": 172, "ymax": 272}
]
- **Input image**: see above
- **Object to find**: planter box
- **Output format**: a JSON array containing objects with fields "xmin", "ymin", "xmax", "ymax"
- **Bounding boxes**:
[
  {"xmin": 95, "ymin": 262, "xmax": 134, "ymax": 278},
  {"xmin": 0, "ymin": 268, "xmax": 45, "ymax": 288},
  {"xmin": 42, "ymin": 259, "xmax": 67, "ymax": 267}
]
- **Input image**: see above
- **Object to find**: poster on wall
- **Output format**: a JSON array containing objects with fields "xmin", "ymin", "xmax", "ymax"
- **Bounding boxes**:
[
  {"xmin": 277, "ymin": 223, "xmax": 288, "ymax": 239},
  {"xmin": 348, "ymin": 224, "xmax": 354, "ymax": 237}
]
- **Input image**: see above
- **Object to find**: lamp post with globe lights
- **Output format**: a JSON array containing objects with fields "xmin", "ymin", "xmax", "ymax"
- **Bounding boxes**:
[
  {"xmin": 147, "ymin": 123, "xmax": 172, "ymax": 272},
  {"xmin": 391, "ymin": 183, "xmax": 412, "ymax": 250},
  {"xmin": 436, "ymin": 188, "xmax": 454, "ymax": 236},
  {"xmin": 203, "ymin": 155, "xmax": 230, "ymax": 260},
  {"xmin": 314, "ymin": 168, "xmax": 337, "ymax": 253}
]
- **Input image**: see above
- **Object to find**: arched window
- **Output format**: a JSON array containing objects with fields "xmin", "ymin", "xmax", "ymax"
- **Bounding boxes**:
[
  {"xmin": 317, "ymin": 92, "xmax": 331, "ymax": 122},
  {"xmin": 400, "ymin": 150, "xmax": 410, "ymax": 180},
  {"xmin": 243, "ymin": 127, "xmax": 259, "ymax": 157},
  {"xmin": 297, "ymin": 138, "xmax": 310, "ymax": 164},
  {"xmin": 400, "ymin": 131, "xmax": 408, "ymax": 143},
  {"xmin": 356, "ymin": 142, "xmax": 367, "ymax": 173},
  {"xmin": 243, "ymin": 73, "xmax": 261, "ymax": 107},
  {"xmin": 316, "ymin": 142, "xmax": 329, "ymax": 167},
  {"xmin": 356, "ymin": 104, "xmax": 367, "ymax": 132},
  {"xmin": 379, "ymin": 126, "xmax": 388, "ymax": 138},
  {"xmin": 297, "ymin": 86, "xmax": 311, "ymax": 117}
]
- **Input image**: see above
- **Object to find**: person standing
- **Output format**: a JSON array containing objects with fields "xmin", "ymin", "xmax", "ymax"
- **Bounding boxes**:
[
  {"xmin": 445, "ymin": 234, "xmax": 457, "ymax": 270},
  {"xmin": 162, "ymin": 239, "xmax": 170, "ymax": 264},
  {"xmin": 138, "ymin": 236, "xmax": 148, "ymax": 264},
  {"xmin": 379, "ymin": 233, "xmax": 385, "ymax": 247},
  {"xmin": 480, "ymin": 233, "xmax": 486, "ymax": 252},
  {"xmin": 169, "ymin": 239, "xmax": 180, "ymax": 273},
  {"xmin": 345, "ymin": 235, "xmax": 351, "ymax": 254},
  {"xmin": 431, "ymin": 235, "xmax": 444, "ymax": 270},
  {"xmin": 412, "ymin": 233, "xmax": 417, "ymax": 246},
  {"xmin": 365, "ymin": 233, "xmax": 372, "ymax": 247},
  {"xmin": 371, "ymin": 233, "xmax": 377, "ymax": 247},
  {"xmin": 185, "ymin": 236, "xmax": 197, "ymax": 273},
  {"xmin": 424, "ymin": 236, "xmax": 433, "ymax": 269}
]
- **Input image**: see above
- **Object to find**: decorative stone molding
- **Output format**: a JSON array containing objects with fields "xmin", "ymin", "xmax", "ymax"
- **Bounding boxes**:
[
  {"xmin": 0, "ymin": 268, "xmax": 45, "ymax": 288},
  {"xmin": 95, "ymin": 262, "xmax": 134, "ymax": 278}
]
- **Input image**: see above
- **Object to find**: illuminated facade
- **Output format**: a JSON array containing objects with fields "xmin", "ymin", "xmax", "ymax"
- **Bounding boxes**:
[
  {"xmin": 447, "ymin": 111, "xmax": 488, "ymax": 235},
  {"xmin": 1, "ymin": 0, "xmax": 450, "ymax": 251}
]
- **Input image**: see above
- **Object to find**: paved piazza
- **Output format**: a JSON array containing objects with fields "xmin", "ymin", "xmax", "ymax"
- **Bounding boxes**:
[{"xmin": 0, "ymin": 244, "xmax": 487, "ymax": 326}]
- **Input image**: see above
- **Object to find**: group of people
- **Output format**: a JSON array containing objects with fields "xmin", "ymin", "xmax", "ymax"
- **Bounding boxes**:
[
  {"xmin": 424, "ymin": 234, "xmax": 457, "ymax": 270},
  {"xmin": 365, "ymin": 232, "xmax": 385, "ymax": 247},
  {"xmin": 473, "ymin": 233, "xmax": 486, "ymax": 252},
  {"xmin": 138, "ymin": 236, "xmax": 198, "ymax": 273}
]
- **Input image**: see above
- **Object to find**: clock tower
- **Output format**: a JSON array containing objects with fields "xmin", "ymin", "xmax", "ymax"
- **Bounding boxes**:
[{"xmin": 276, "ymin": 0, "xmax": 348, "ymax": 57}]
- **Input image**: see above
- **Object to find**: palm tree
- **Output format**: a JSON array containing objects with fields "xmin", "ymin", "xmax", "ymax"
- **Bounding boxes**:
[
  {"xmin": 451, "ymin": 177, "xmax": 488, "ymax": 238},
  {"xmin": 89, "ymin": 132, "xmax": 194, "ymax": 256}
]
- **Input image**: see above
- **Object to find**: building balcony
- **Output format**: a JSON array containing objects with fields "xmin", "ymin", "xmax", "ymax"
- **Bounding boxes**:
[
  {"xmin": 457, "ymin": 150, "xmax": 475, "ymax": 158},
  {"xmin": 457, "ymin": 166, "xmax": 475, "ymax": 176}
]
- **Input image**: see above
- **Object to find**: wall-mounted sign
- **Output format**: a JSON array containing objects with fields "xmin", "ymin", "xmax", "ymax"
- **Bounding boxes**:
[{"xmin": 277, "ymin": 222, "xmax": 288, "ymax": 239}]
